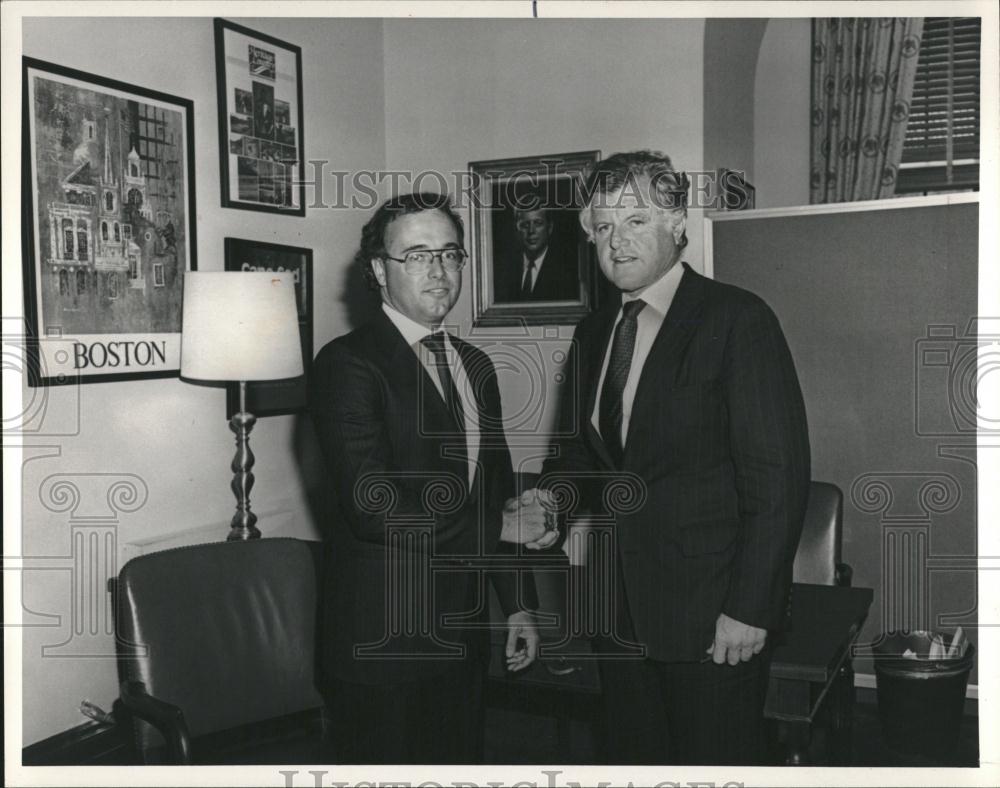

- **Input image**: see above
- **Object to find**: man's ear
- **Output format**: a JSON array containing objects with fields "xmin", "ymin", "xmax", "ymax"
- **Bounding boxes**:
[
  {"xmin": 578, "ymin": 209, "xmax": 595, "ymax": 243},
  {"xmin": 670, "ymin": 210, "xmax": 687, "ymax": 244},
  {"xmin": 371, "ymin": 258, "xmax": 387, "ymax": 288}
]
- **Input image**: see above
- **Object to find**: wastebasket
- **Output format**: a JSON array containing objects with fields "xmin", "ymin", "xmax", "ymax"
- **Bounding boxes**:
[{"xmin": 873, "ymin": 631, "xmax": 974, "ymax": 758}]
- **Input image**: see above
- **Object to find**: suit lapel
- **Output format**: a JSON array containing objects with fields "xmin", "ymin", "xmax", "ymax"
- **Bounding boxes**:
[
  {"xmin": 370, "ymin": 310, "xmax": 458, "ymax": 458},
  {"xmin": 533, "ymin": 255, "xmax": 555, "ymax": 298},
  {"xmin": 453, "ymin": 337, "xmax": 494, "ymax": 496},
  {"xmin": 452, "ymin": 338, "xmax": 488, "ymax": 429},
  {"xmin": 372, "ymin": 309, "xmax": 426, "ymax": 397},
  {"xmin": 583, "ymin": 302, "xmax": 620, "ymax": 469},
  {"xmin": 622, "ymin": 264, "xmax": 707, "ymax": 455}
]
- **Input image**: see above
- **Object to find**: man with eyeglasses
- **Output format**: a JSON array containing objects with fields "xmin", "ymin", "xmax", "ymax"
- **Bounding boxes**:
[{"xmin": 309, "ymin": 192, "xmax": 555, "ymax": 763}]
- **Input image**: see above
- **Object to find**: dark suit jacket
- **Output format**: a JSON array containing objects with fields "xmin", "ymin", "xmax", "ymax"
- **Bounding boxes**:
[
  {"xmin": 310, "ymin": 309, "xmax": 534, "ymax": 685},
  {"xmin": 543, "ymin": 263, "xmax": 810, "ymax": 662},
  {"xmin": 494, "ymin": 242, "xmax": 580, "ymax": 303}
]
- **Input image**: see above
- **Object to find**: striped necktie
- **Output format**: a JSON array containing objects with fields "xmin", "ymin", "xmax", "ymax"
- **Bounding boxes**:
[
  {"xmin": 420, "ymin": 332, "xmax": 466, "ymax": 435},
  {"xmin": 598, "ymin": 299, "xmax": 646, "ymax": 465}
]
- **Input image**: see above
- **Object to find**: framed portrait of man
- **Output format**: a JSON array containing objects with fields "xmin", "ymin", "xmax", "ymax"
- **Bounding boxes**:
[{"xmin": 469, "ymin": 150, "xmax": 601, "ymax": 326}]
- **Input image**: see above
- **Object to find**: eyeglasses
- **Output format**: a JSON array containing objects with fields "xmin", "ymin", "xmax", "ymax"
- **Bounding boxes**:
[{"xmin": 384, "ymin": 248, "xmax": 468, "ymax": 275}]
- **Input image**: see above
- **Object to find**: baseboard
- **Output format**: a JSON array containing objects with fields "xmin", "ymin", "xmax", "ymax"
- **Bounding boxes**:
[
  {"xmin": 855, "ymin": 671, "xmax": 978, "ymax": 700},
  {"xmin": 120, "ymin": 500, "xmax": 310, "ymax": 563}
]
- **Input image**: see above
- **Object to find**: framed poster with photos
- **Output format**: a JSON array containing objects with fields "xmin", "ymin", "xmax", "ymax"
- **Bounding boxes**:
[
  {"xmin": 214, "ymin": 18, "xmax": 305, "ymax": 215},
  {"xmin": 469, "ymin": 150, "xmax": 601, "ymax": 326},
  {"xmin": 21, "ymin": 56, "xmax": 197, "ymax": 386},
  {"xmin": 223, "ymin": 238, "xmax": 312, "ymax": 419}
]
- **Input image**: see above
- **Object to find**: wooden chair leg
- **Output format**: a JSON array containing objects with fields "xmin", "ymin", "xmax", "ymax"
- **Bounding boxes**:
[
  {"xmin": 830, "ymin": 660, "xmax": 855, "ymax": 764},
  {"xmin": 778, "ymin": 720, "xmax": 813, "ymax": 765}
]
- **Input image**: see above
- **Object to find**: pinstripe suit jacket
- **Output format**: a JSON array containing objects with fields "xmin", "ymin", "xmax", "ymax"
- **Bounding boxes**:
[
  {"xmin": 544, "ymin": 263, "xmax": 810, "ymax": 662},
  {"xmin": 309, "ymin": 308, "xmax": 532, "ymax": 685}
]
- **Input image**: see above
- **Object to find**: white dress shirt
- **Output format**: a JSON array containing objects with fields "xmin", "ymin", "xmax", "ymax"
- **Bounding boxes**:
[
  {"xmin": 591, "ymin": 262, "xmax": 685, "ymax": 447},
  {"xmin": 520, "ymin": 247, "xmax": 549, "ymax": 293},
  {"xmin": 382, "ymin": 303, "xmax": 480, "ymax": 486}
]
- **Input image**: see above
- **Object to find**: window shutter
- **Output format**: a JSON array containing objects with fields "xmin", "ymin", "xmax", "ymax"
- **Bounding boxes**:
[{"xmin": 899, "ymin": 17, "xmax": 980, "ymax": 192}]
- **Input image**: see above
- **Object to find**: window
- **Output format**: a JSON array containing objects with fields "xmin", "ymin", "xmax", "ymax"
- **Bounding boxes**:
[
  {"xmin": 105, "ymin": 191, "xmax": 115, "ymax": 211},
  {"xmin": 77, "ymin": 222, "xmax": 88, "ymax": 260},
  {"xmin": 897, "ymin": 17, "xmax": 980, "ymax": 195},
  {"xmin": 62, "ymin": 219, "xmax": 74, "ymax": 259},
  {"xmin": 153, "ymin": 263, "xmax": 165, "ymax": 287},
  {"xmin": 114, "ymin": 222, "xmax": 121, "ymax": 242},
  {"xmin": 59, "ymin": 269, "xmax": 69, "ymax": 296},
  {"xmin": 129, "ymin": 256, "xmax": 139, "ymax": 280},
  {"xmin": 76, "ymin": 270, "xmax": 87, "ymax": 295},
  {"xmin": 107, "ymin": 272, "xmax": 119, "ymax": 299},
  {"xmin": 101, "ymin": 222, "xmax": 109, "ymax": 241}
]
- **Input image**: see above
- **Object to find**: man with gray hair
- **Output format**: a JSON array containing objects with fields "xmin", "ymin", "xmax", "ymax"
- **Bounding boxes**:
[{"xmin": 540, "ymin": 151, "xmax": 810, "ymax": 764}]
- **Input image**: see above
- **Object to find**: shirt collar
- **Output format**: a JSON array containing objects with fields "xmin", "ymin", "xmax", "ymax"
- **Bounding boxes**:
[
  {"xmin": 381, "ymin": 302, "xmax": 448, "ymax": 347},
  {"xmin": 522, "ymin": 247, "xmax": 549, "ymax": 270},
  {"xmin": 622, "ymin": 260, "xmax": 684, "ymax": 318}
]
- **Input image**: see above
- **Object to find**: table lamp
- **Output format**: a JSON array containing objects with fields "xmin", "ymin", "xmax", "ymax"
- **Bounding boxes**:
[{"xmin": 180, "ymin": 271, "xmax": 303, "ymax": 541}]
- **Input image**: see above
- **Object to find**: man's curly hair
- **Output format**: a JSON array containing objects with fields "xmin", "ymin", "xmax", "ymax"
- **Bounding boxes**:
[{"xmin": 357, "ymin": 192, "xmax": 465, "ymax": 290}]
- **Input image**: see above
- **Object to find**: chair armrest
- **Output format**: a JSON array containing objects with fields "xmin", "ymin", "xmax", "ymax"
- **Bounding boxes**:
[
  {"xmin": 835, "ymin": 562, "xmax": 853, "ymax": 587},
  {"xmin": 119, "ymin": 681, "xmax": 193, "ymax": 764}
]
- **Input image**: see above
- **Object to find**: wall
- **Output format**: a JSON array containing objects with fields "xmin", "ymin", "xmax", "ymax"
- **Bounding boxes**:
[
  {"xmin": 17, "ymin": 16, "xmax": 386, "ymax": 745},
  {"xmin": 382, "ymin": 18, "xmax": 705, "ymax": 470},
  {"xmin": 753, "ymin": 18, "xmax": 812, "ymax": 208},
  {"xmin": 703, "ymin": 19, "xmax": 768, "ymax": 185},
  {"xmin": 710, "ymin": 200, "xmax": 980, "ymax": 682}
]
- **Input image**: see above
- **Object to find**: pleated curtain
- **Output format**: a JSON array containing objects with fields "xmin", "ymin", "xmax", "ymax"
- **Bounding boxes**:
[{"xmin": 810, "ymin": 18, "xmax": 925, "ymax": 203}]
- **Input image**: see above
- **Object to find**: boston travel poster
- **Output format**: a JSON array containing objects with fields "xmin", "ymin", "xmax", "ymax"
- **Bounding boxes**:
[{"xmin": 22, "ymin": 58, "xmax": 196, "ymax": 385}]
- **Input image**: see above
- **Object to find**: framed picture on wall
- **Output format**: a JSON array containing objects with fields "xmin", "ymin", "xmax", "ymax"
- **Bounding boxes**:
[
  {"xmin": 223, "ymin": 238, "xmax": 312, "ymax": 419},
  {"xmin": 21, "ymin": 57, "xmax": 197, "ymax": 386},
  {"xmin": 214, "ymin": 18, "xmax": 305, "ymax": 216},
  {"xmin": 469, "ymin": 150, "xmax": 601, "ymax": 326}
]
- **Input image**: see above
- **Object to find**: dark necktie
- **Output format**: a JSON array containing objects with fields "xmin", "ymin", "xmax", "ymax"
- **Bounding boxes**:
[
  {"xmin": 420, "ymin": 332, "xmax": 467, "ymax": 435},
  {"xmin": 520, "ymin": 260, "xmax": 536, "ymax": 297},
  {"xmin": 599, "ymin": 299, "xmax": 646, "ymax": 466}
]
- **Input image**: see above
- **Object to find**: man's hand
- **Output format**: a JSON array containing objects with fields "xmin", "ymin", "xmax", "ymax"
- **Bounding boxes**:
[
  {"xmin": 500, "ymin": 488, "xmax": 559, "ymax": 549},
  {"xmin": 706, "ymin": 613, "xmax": 766, "ymax": 665},
  {"xmin": 505, "ymin": 610, "xmax": 539, "ymax": 672}
]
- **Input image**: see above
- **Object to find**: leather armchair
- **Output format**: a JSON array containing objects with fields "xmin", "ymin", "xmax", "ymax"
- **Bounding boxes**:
[
  {"xmin": 792, "ymin": 481, "xmax": 852, "ymax": 587},
  {"xmin": 786, "ymin": 480, "xmax": 856, "ymax": 764},
  {"xmin": 113, "ymin": 538, "xmax": 328, "ymax": 764}
]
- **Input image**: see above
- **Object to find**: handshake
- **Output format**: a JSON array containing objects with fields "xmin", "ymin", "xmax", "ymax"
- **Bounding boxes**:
[{"xmin": 500, "ymin": 488, "xmax": 561, "ymax": 550}]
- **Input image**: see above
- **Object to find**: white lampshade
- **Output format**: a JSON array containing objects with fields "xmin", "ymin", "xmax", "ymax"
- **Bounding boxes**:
[{"xmin": 180, "ymin": 272, "xmax": 304, "ymax": 382}]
